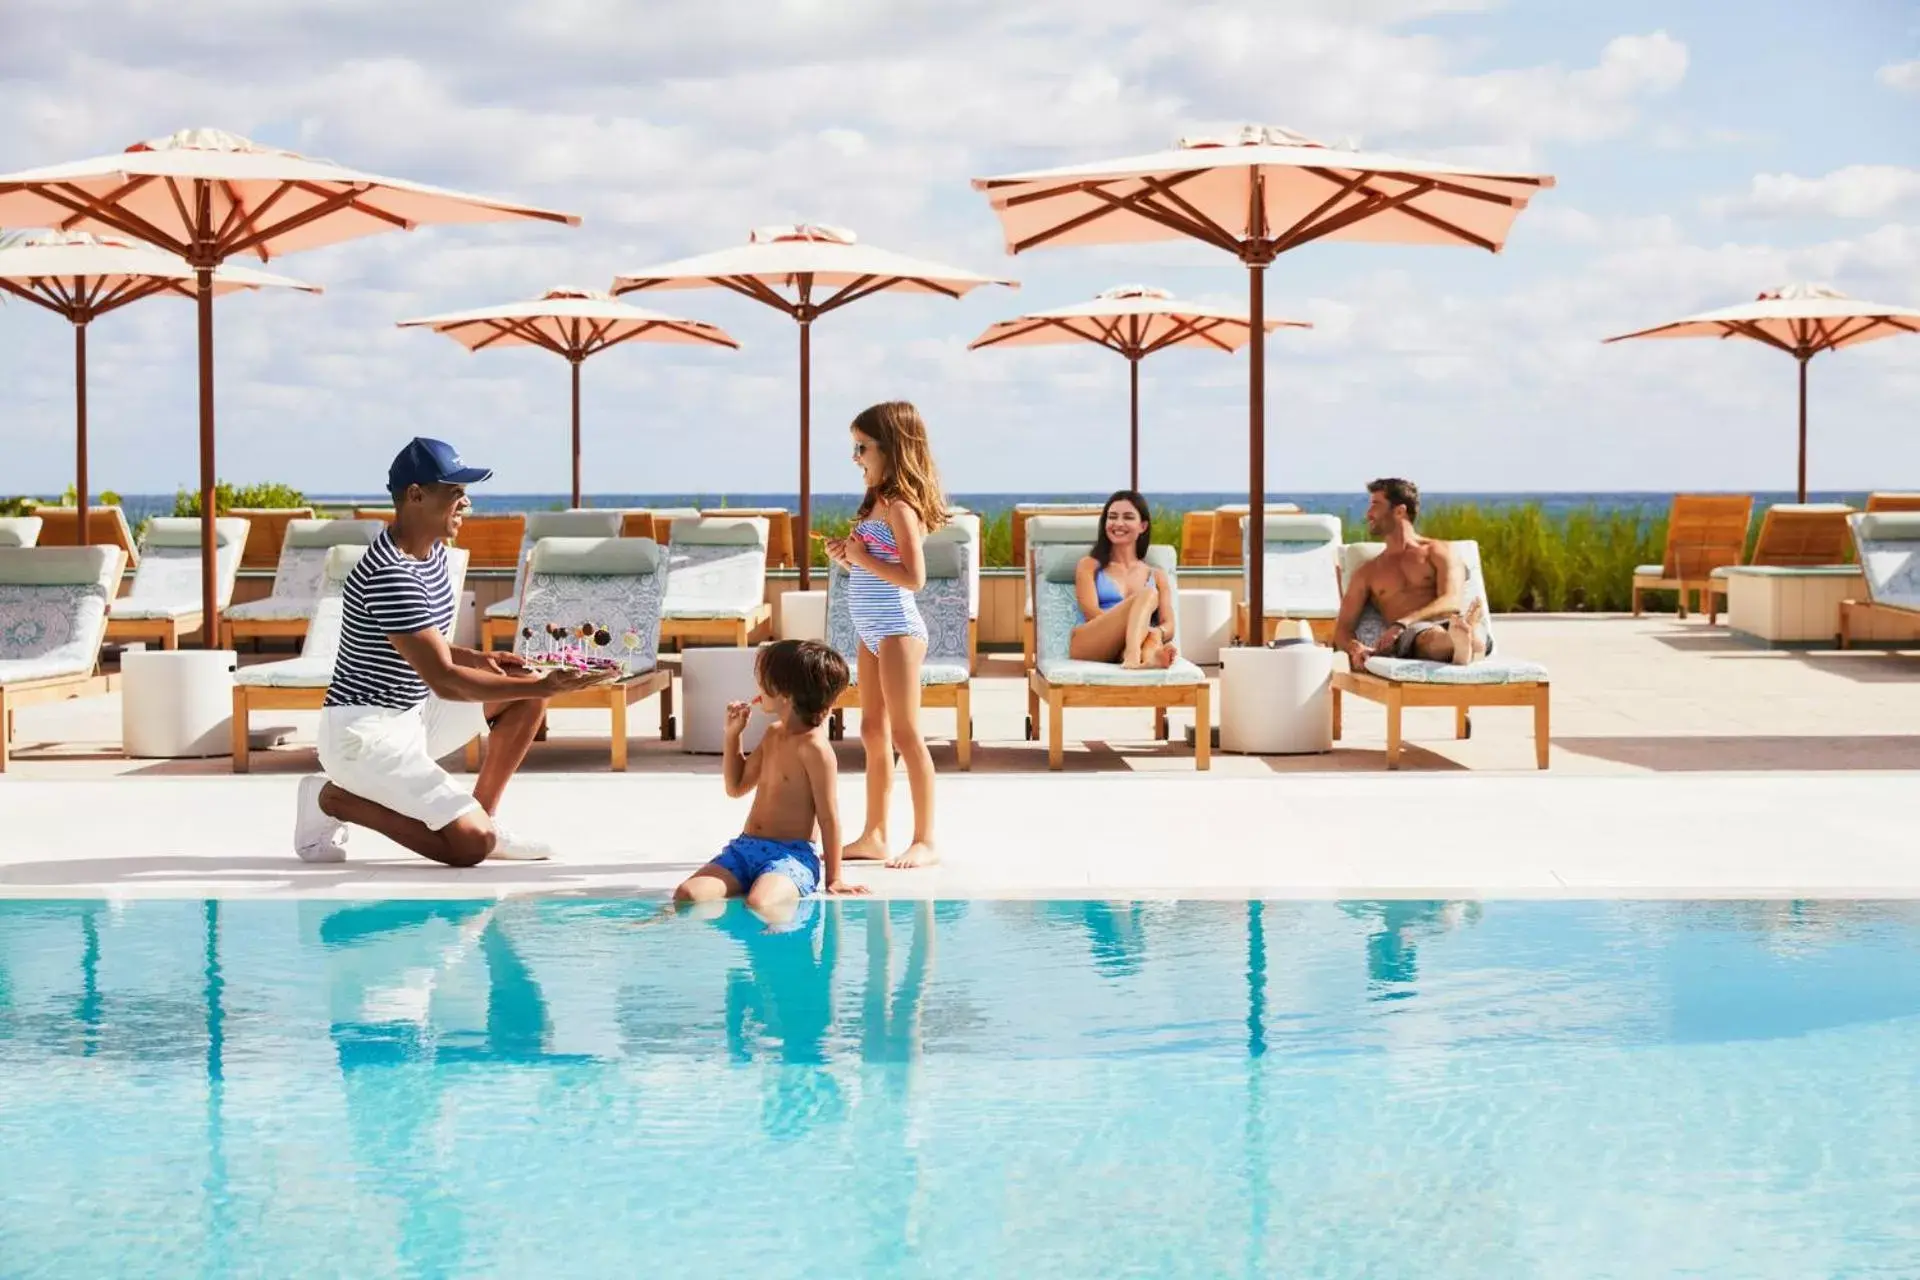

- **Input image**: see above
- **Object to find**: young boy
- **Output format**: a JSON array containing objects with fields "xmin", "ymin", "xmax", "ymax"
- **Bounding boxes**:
[{"xmin": 675, "ymin": 640, "xmax": 870, "ymax": 913}]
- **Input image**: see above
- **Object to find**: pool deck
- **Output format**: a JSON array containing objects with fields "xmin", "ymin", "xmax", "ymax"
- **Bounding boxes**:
[{"xmin": 4, "ymin": 614, "xmax": 1917, "ymax": 901}]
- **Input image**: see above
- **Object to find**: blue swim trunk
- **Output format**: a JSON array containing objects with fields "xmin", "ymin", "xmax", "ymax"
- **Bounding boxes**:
[{"xmin": 713, "ymin": 834, "xmax": 822, "ymax": 896}]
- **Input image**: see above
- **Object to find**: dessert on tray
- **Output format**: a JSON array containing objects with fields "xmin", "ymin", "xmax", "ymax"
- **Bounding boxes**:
[{"xmin": 518, "ymin": 621, "xmax": 640, "ymax": 676}]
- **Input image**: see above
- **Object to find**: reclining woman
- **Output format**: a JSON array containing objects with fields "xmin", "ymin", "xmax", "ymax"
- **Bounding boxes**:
[{"xmin": 1069, "ymin": 489, "xmax": 1179, "ymax": 669}]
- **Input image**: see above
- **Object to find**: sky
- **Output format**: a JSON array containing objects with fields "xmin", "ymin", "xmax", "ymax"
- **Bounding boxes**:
[{"xmin": 2, "ymin": 0, "xmax": 1917, "ymax": 499}]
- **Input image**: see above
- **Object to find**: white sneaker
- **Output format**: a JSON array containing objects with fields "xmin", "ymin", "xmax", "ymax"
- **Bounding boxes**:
[
  {"xmin": 487, "ymin": 822, "xmax": 554, "ymax": 862},
  {"xmin": 294, "ymin": 776, "xmax": 347, "ymax": 863}
]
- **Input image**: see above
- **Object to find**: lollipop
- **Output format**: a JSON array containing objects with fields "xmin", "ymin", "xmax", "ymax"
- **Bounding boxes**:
[
  {"xmin": 594, "ymin": 628, "xmax": 612, "ymax": 648},
  {"xmin": 622, "ymin": 630, "xmax": 641, "ymax": 652}
]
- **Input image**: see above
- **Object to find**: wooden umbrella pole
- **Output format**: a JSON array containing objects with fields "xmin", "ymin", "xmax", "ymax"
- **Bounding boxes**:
[
  {"xmin": 1796, "ymin": 355, "xmax": 1809, "ymax": 503},
  {"xmin": 1129, "ymin": 354, "xmax": 1141, "ymax": 493},
  {"xmin": 1247, "ymin": 260, "xmax": 1267, "ymax": 643},
  {"xmin": 75, "ymin": 321, "xmax": 90, "ymax": 547},
  {"xmin": 799, "ymin": 318, "xmax": 812, "ymax": 591},
  {"xmin": 571, "ymin": 357, "xmax": 583, "ymax": 508},
  {"xmin": 196, "ymin": 262, "xmax": 219, "ymax": 646}
]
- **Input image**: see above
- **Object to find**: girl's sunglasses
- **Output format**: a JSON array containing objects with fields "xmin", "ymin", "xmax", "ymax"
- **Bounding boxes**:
[{"xmin": 852, "ymin": 441, "xmax": 871, "ymax": 458}]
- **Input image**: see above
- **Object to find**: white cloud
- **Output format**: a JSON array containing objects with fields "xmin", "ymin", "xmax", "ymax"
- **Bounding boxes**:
[
  {"xmin": 1706, "ymin": 165, "xmax": 1920, "ymax": 221},
  {"xmin": 1878, "ymin": 59, "xmax": 1920, "ymax": 94}
]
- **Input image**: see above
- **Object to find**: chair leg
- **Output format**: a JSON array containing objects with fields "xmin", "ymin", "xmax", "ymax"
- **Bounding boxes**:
[
  {"xmin": 1153, "ymin": 705, "xmax": 1168, "ymax": 741},
  {"xmin": 1194, "ymin": 684, "xmax": 1211, "ymax": 771},
  {"xmin": 1455, "ymin": 705, "xmax": 1470, "ymax": 739},
  {"xmin": 1047, "ymin": 689, "xmax": 1065, "ymax": 770},
  {"xmin": 163, "ymin": 628, "xmax": 178, "ymax": 651},
  {"xmin": 230, "ymin": 688, "xmax": 250, "ymax": 774},
  {"xmin": 1026, "ymin": 684, "xmax": 1039, "ymax": 741},
  {"xmin": 0, "ymin": 689, "xmax": 11, "ymax": 773},
  {"xmin": 1533, "ymin": 689, "xmax": 1551, "ymax": 770},
  {"xmin": 1631, "ymin": 586, "xmax": 1642, "ymax": 618},
  {"xmin": 1384, "ymin": 690, "xmax": 1404, "ymax": 770},
  {"xmin": 609, "ymin": 693, "xmax": 628, "ymax": 773},
  {"xmin": 955, "ymin": 684, "xmax": 972, "ymax": 771},
  {"xmin": 1331, "ymin": 687, "xmax": 1342, "ymax": 741},
  {"xmin": 660, "ymin": 681, "xmax": 675, "ymax": 738}
]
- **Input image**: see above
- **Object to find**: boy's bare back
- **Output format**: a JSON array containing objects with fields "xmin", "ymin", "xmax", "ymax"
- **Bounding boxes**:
[{"xmin": 742, "ymin": 719, "xmax": 835, "ymax": 845}]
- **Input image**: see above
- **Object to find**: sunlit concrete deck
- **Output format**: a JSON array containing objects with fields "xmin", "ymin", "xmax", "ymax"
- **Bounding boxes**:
[{"xmin": 3, "ymin": 614, "xmax": 1917, "ymax": 900}]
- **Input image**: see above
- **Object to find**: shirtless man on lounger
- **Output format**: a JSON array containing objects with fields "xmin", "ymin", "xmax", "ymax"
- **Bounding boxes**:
[{"xmin": 1332, "ymin": 478, "xmax": 1489, "ymax": 670}]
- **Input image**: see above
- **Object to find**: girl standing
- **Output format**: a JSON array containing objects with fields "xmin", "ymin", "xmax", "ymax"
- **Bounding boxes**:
[{"xmin": 825, "ymin": 401, "xmax": 946, "ymax": 869}]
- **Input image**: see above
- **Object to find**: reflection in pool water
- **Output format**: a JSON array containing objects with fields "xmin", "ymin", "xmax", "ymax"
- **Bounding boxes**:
[{"xmin": 3, "ymin": 898, "xmax": 1919, "ymax": 1277}]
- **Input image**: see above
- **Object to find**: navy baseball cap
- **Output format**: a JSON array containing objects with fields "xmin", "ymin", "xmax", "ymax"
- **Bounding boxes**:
[{"xmin": 387, "ymin": 437, "xmax": 493, "ymax": 496}]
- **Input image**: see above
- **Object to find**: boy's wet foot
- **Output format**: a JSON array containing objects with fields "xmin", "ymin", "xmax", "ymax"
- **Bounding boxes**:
[{"xmin": 886, "ymin": 841, "xmax": 939, "ymax": 869}]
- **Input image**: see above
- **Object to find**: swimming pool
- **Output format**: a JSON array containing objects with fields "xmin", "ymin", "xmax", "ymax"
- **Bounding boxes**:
[{"xmin": 3, "ymin": 898, "xmax": 1917, "ymax": 1277}]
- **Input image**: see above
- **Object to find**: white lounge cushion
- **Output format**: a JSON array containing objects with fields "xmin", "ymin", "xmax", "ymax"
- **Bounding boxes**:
[
  {"xmin": 1037, "ymin": 656, "xmax": 1207, "ymax": 686},
  {"xmin": 222, "ymin": 597, "xmax": 318, "ymax": 623},
  {"xmin": 233, "ymin": 657, "xmax": 333, "ymax": 689},
  {"xmin": 1362, "ymin": 655, "xmax": 1549, "ymax": 685}
]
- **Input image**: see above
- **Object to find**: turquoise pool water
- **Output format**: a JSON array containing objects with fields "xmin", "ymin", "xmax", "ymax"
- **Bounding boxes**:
[{"xmin": 2, "ymin": 899, "xmax": 1918, "ymax": 1278}]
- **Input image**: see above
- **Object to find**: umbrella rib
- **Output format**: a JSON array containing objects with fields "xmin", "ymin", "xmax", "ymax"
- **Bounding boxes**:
[
  {"xmin": 161, "ymin": 177, "xmax": 200, "ymax": 251},
  {"xmin": 714, "ymin": 274, "xmax": 799, "ymax": 313},
  {"xmin": 224, "ymin": 187, "xmax": 386, "ymax": 259},
  {"xmin": 1721, "ymin": 319, "xmax": 1797, "ymax": 355},
  {"xmin": 1274, "ymin": 170, "xmax": 1373, "ymax": 247},
  {"xmin": 815, "ymin": 274, "xmax": 886, "ymax": 312},
  {"xmin": 467, "ymin": 320, "xmax": 522, "ymax": 352},
  {"xmin": 969, "ymin": 316, "xmax": 1053, "ymax": 349},
  {"xmin": 36, "ymin": 176, "xmax": 184, "ymax": 253},
  {"xmin": 1134, "ymin": 174, "xmax": 1240, "ymax": 248},
  {"xmin": 1009, "ymin": 172, "xmax": 1231, "ymax": 254},
  {"xmin": 1373, "ymin": 169, "xmax": 1533, "ymax": 206},
  {"xmin": 215, "ymin": 179, "xmax": 291, "ymax": 262},
  {"xmin": 0, "ymin": 277, "xmax": 64, "ymax": 316}
]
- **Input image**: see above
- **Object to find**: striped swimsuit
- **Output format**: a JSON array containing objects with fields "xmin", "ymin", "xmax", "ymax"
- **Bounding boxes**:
[{"xmin": 848, "ymin": 516, "xmax": 927, "ymax": 652}]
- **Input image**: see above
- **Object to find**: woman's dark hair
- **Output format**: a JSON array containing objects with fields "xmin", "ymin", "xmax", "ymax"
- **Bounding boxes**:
[
  {"xmin": 756, "ymin": 639, "xmax": 849, "ymax": 729},
  {"xmin": 1090, "ymin": 490, "xmax": 1151, "ymax": 566}
]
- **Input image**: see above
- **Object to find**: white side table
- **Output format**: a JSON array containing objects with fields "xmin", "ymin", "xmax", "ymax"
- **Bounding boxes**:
[
  {"xmin": 1219, "ymin": 644, "xmax": 1333, "ymax": 755},
  {"xmin": 452, "ymin": 590, "xmax": 478, "ymax": 647},
  {"xmin": 1178, "ymin": 588, "xmax": 1234, "ymax": 666},
  {"xmin": 778, "ymin": 589, "xmax": 828, "ymax": 642},
  {"xmin": 122, "ymin": 649, "xmax": 239, "ymax": 758},
  {"xmin": 680, "ymin": 645, "xmax": 771, "ymax": 754}
]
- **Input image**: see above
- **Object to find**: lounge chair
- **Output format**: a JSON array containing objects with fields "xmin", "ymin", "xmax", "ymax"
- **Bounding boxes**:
[
  {"xmin": 1866, "ymin": 493, "xmax": 1920, "ymax": 513},
  {"xmin": 701, "ymin": 507, "xmax": 794, "ymax": 569},
  {"xmin": 502, "ymin": 536, "xmax": 674, "ymax": 771},
  {"xmin": 1178, "ymin": 511, "xmax": 1214, "ymax": 566},
  {"xmin": 1838, "ymin": 513, "xmax": 1920, "ymax": 649},
  {"xmin": 451, "ymin": 513, "xmax": 526, "ymax": 570},
  {"xmin": 618, "ymin": 510, "xmax": 656, "ymax": 539},
  {"xmin": 1011, "ymin": 503, "xmax": 1103, "ymax": 578},
  {"xmin": 1237, "ymin": 513, "xmax": 1343, "ymax": 644},
  {"xmin": 351, "ymin": 506, "xmax": 397, "ymax": 524},
  {"xmin": 824, "ymin": 522, "xmax": 974, "ymax": 768},
  {"xmin": 219, "ymin": 518, "xmax": 385, "ymax": 649},
  {"xmin": 1704, "ymin": 502, "xmax": 1855, "ymax": 623},
  {"xmin": 29, "ymin": 505, "xmax": 139, "ymax": 567},
  {"xmin": 0, "ymin": 517, "xmax": 43, "ymax": 547},
  {"xmin": 649, "ymin": 507, "xmax": 701, "ymax": 544},
  {"xmin": 945, "ymin": 509, "xmax": 983, "ymax": 672},
  {"xmin": 1331, "ymin": 540, "xmax": 1550, "ymax": 769},
  {"xmin": 1209, "ymin": 503, "xmax": 1299, "ymax": 568},
  {"xmin": 479, "ymin": 510, "xmax": 624, "ymax": 651},
  {"xmin": 659, "ymin": 516, "xmax": 772, "ymax": 648},
  {"xmin": 106, "ymin": 516, "xmax": 250, "ymax": 650},
  {"xmin": 230, "ymin": 506, "xmax": 316, "ymax": 571},
  {"xmin": 1027, "ymin": 543, "xmax": 1211, "ymax": 771},
  {"xmin": 0, "ymin": 545, "xmax": 125, "ymax": 771},
  {"xmin": 230, "ymin": 545, "xmax": 472, "ymax": 772},
  {"xmin": 1631, "ymin": 494, "xmax": 1753, "ymax": 620},
  {"xmin": 1021, "ymin": 514, "xmax": 1104, "ymax": 668}
]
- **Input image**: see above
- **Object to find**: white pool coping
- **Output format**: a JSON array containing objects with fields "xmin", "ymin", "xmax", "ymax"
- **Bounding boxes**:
[{"xmin": 2, "ymin": 771, "xmax": 1915, "ymax": 901}]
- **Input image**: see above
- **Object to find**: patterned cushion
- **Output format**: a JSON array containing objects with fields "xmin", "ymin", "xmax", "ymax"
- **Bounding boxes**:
[
  {"xmin": 1851, "ymin": 514, "xmax": 1920, "ymax": 611},
  {"xmin": 663, "ymin": 542, "xmax": 767, "ymax": 620},
  {"xmin": 115, "ymin": 530, "xmax": 247, "ymax": 616},
  {"xmin": 0, "ymin": 579, "xmax": 112, "ymax": 682},
  {"xmin": 1037, "ymin": 655, "xmax": 1207, "ymax": 686},
  {"xmin": 515, "ymin": 560, "xmax": 665, "ymax": 674},
  {"xmin": 1363, "ymin": 654, "xmax": 1548, "ymax": 684},
  {"xmin": 824, "ymin": 538, "xmax": 973, "ymax": 688},
  {"xmin": 217, "ymin": 596, "xmax": 317, "ymax": 623}
]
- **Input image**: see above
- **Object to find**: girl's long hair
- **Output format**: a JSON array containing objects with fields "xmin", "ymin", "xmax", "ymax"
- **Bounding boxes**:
[
  {"xmin": 852, "ymin": 401, "xmax": 948, "ymax": 533},
  {"xmin": 1090, "ymin": 489, "xmax": 1151, "ymax": 566}
]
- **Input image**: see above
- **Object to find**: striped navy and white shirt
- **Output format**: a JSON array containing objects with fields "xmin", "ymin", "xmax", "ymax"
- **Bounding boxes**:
[{"xmin": 323, "ymin": 531, "xmax": 456, "ymax": 710}]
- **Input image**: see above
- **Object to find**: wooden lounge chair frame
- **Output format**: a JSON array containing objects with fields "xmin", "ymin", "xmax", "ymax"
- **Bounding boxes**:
[
  {"xmin": 1838, "ymin": 511, "xmax": 1920, "ymax": 650},
  {"xmin": 1330, "ymin": 541, "xmax": 1550, "ymax": 770},
  {"xmin": 0, "ymin": 545, "xmax": 126, "ymax": 772},
  {"xmin": 27, "ymin": 506, "xmax": 140, "ymax": 568},
  {"xmin": 1701, "ymin": 503, "xmax": 1854, "ymax": 623},
  {"xmin": 1631, "ymin": 494, "xmax": 1753, "ymax": 621}
]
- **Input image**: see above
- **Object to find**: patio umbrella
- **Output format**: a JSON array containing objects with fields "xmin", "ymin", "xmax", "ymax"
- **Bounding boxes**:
[
  {"xmin": 969, "ymin": 283, "xmax": 1308, "ymax": 490},
  {"xmin": 973, "ymin": 124, "xmax": 1554, "ymax": 623},
  {"xmin": 612, "ymin": 224, "xmax": 1016, "ymax": 588},
  {"xmin": 0, "ymin": 228, "xmax": 318, "ymax": 543},
  {"xmin": 1604, "ymin": 283, "xmax": 1920, "ymax": 501},
  {"xmin": 397, "ymin": 288, "xmax": 739, "ymax": 506},
  {"xmin": 0, "ymin": 127, "xmax": 580, "ymax": 640}
]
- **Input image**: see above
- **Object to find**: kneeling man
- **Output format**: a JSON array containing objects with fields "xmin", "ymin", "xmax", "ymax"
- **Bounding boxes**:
[
  {"xmin": 1333, "ymin": 477, "xmax": 1489, "ymax": 671},
  {"xmin": 294, "ymin": 437, "xmax": 609, "ymax": 866}
]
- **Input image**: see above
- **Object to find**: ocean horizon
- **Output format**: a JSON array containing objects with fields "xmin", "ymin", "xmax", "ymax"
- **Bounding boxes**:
[{"xmin": 97, "ymin": 489, "xmax": 1876, "ymax": 529}]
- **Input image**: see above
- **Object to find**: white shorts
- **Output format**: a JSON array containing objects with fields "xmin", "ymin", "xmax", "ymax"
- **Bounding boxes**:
[{"xmin": 317, "ymin": 697, "xmax": 488, "ymax": 832}]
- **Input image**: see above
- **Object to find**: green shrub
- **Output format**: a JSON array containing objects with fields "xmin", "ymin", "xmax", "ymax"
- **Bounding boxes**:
[
  {"xmin": 173, "ymin": 480, "xmax": 307, "ymax": 517},
  {"xmin": 0, "ymin": 496, "xmax": 40, "ymax": 518}
]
